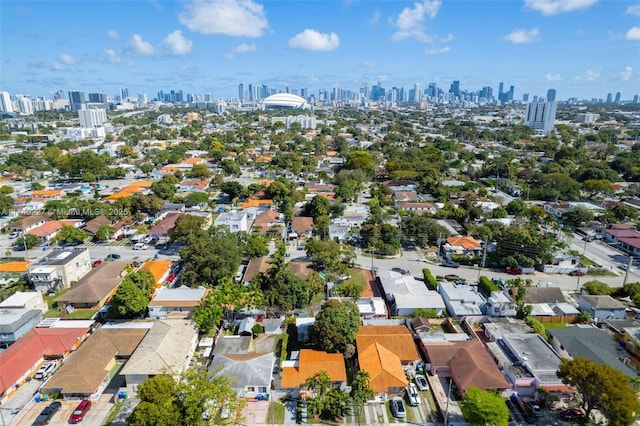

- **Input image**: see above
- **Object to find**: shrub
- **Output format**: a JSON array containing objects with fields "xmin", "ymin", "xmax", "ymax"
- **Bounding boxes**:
[
  {"xmin": 478, "ymin": 276, "xmax": 500, "ymax": 297},
  {"xmin": 252, "ymin": 323, "xmax": 264, "ymax": 334},
  {"xmin": 422, "ymin": 268, "xmax": 439, "ymax": 290}
]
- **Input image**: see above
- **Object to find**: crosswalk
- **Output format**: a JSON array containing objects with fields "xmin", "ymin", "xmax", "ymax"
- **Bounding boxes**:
[{"xmin": 83, "ymin": 239, "xmax": 131, "ymax": 247}]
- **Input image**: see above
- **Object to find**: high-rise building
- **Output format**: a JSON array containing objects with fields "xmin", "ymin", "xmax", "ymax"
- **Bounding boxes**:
[
  {"xmin": 68, "ymin": 90, "xmax": 86, "ymax": 111},
  {"xmin": 525, "ymin": 101, "xmax": 557, "ymax": 133},
  {"xmin": 238, "ymin": 83, "xmax": 244, "ymax": 101},
  {"xmin": 546, "ymin": 89, "xmax": 556, "ymax": 102},
  {"xmin": 120, "ymin": 88, "xmax": 129, "ymax": 100},
  {"xmin": 606, "ymin": 93, "xmax": 613, "ymax": 103},
  {"xmin": 633, "ymin": 94, "xmax": 640, "ymax": 104},
  {"xmin": 0, "ymin": 91, "xmax": 14, "ymax": 113},
  {"xmin": 78, "ymin": 108, "xmax": 107, "ymax": 128},
  {"xmin": 413, "ymin": 83, "xmax": 421, "ymax": 103},
  {"xmin": 428, "ymin": 83, "xmax": 437, "ymax": 98},
  {"xmin": 614, "ymin": 92, "xmax": 621, "ymax": 104},
  {"xmin": 88, "ymin": 93, "xmax": 107, "ymax": 103},
  {"xmin": 522, "ymin": 93, "xmax": 529, "ymax": 102},
  {"xmin": 16, "ymin": 95, "xmax": 34, "ymax": 115},
  {"xmin": 449, "ymin": 80, "xmax": 460, "ymax": 97}
]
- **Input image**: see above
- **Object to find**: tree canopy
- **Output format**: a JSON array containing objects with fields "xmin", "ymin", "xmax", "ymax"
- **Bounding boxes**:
[
  {"xmin": 460, "ymin": 387, "xmax": 509, "ymax": 426},
  {"xmin": 310, "ymin": 299, "xmax": 360, "ymax": 357},
  {"xmin": 557, "ymin": 357, "xmax": 638, "ymax": 425}
]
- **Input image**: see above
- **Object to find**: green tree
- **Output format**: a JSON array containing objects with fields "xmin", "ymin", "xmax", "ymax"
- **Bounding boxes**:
[
  {"xmin": 140, "ymin": 162, "xmax": 154, "ymax": 176},
  {"xmin": 95, "ymin": 224, "xmax": 115, "ymax": 241},
  {"xmin": 169, "ymin": 214, "xmax": 207, "ymax": 242},
  {"xmin": 305, "ymin": 239, "xmax": 353, "ymax": 276},
  {"xmin": 192, "ymin": 292, "xmax": 223, "ymax": 335},
  {"xmin": 582, "ymin": 179, "xmax": 614, "ymax": 199},
  {"xmin": 460, "ymin": 387, "xmax": 509, "ymax": 426},
  {"xmin": 562, "ymin": 206, "xmax": 595, "ymax": 228},
  {"xmin": 310, "ymin": 299, "xmax": 360, "ymax": 356},
  {"xmin": 304, "ymin": 195, "xmax": 331, "ymax": 219},
  {"xmin": 151, "ymin": 180, "xmax": 177, "ymax": 199},
  {"xmin": 186, "ymin": 163, "xmax": 212, "ymax": 179},
  {"xmin": 557, "ymin": 357, "xmax": 638, "ymax": 425},
  {"xmin": 0, "ymin": 186, "xmax": 13, "ymax": 194},
  {"xmin": 220, "ymin": 181, "xmax": 245, "ymax": 201},
  {"xmin": 351, "ymin": 370, "xmax": 374, "ymax": 409},
  {"xmin": 184, "ymin": 192, "xmax": 209, "ymax": 207},
  {"xmin": 344, "ymin": 150, "xmax": 375, "ymax": 177},
  {"xmin": 179, "ymin": 229, "xmax": 243, "ymax": 286},
  {"xmin": 108, "ymin": 279, "xmax": 149, "ymax": 319},
  {"xmin": 401, "ymin": 215, "xmax": 450, "ymax": 247},
  {"xmin": 15, "ymin": 234, "xmax": 39, "ymax": 249},
  {"xmin": 582, "ymin": 280, "xmax": 613, "ymax": 295},
  {"xmin": 0, "ymin": 194, "xmax": 14, "ymax": 216},
  {"xmin": 236, "ymin": 232, "xmax": 268, "ymax": 259},
  {"xmin": 55, "ymin": 226, "xmax": 89, "ymax": 244}
]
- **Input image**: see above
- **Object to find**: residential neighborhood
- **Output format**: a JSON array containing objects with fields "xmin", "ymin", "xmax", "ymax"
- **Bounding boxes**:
[{"xmin": 0, "ymin": 88, "xmax": 639, "ymax": 426}]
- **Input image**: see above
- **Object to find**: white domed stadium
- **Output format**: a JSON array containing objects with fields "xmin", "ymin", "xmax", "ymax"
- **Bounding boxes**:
[{"xmin": 261, "ymin": 93, "xmax": 309, "ymax": 110}]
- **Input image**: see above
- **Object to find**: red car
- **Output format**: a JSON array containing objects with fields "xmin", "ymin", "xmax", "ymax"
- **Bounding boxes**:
[
  {"xmin": 69, "ymin": 399, "xmax": 91, "ymax": 423},
  {"xmin": 559, "ymin": 408, "xmax": 585, "ymax": 421},
  {"xmin": 92, "ymin": 259, "xmax": 103, "ymax": 267},
  {"xmin": 568, "ymin": 270, "xmax": 586, "ymax": 276},
  {"xmin": 505, "ymin": 267, "xmax": 523, "ymax": 275}
]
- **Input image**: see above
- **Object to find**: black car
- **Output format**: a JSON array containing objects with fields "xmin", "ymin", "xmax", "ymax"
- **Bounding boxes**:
[
  {"xmin": 105, "ymin": 253, "xmax": 122, "ymax": 261},
  {"xmin": 440, "ymin": 260, "xmax": 460, "ymax": 268},
  {"xmin": 33, "ymin": 401, "xmax": 62, "ymax": 425}
]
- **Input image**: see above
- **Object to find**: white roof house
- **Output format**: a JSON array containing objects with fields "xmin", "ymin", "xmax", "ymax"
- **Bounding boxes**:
[
  {"xmin": 214, "ymin": 211, "xmax": 250, "ymax": 233},
  {"xmin": 148, "ymin": 286, "xmax": 207, "ymax": 320},
  {"xmin": 377, "ymin": 269, "xmax": 446, "ymax": 317},
  {"xmin": 438, "ymin": 281, "xmax": 486, "ymax": 317},
  {"xmin": 0, "ymin": 291, "xmax": 47, "ymax": 313},
  {"xmin": 120, "ymin": 320, "xmax": 199, "ymax": 392}
]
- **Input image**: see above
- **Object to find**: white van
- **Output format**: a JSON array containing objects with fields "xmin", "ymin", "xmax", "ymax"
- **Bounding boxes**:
[
  {"xmin": 133, "ymin": 243, "xmax": 148, "ymax": 250},
  {"xmin": 34, "ymin": 361, "xmax": 56, "ymax": 379}
]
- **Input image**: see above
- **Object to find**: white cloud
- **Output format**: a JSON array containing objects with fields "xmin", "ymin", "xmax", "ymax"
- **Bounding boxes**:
[
  {"xmin": 625, "ymin": 4, "xmax": 640, "ymax": 16},
  {"xmin": 51, "ymin": 62, "xmax": 65, "ymax": 70},
  {"xmin": 58, "ymin": 54, "xmax": 75, "ymax": 64},
  {"xmin": 503, "ymin": 28, "xmax": 540, "ymax": 44},
  {"xmin": 179, "ymin": 0, "xmax": 268, "ymax": 37},
  {"xmin": 104, "ymin": 48, "xmax": 121, "ymax": 63},
  {"xmin": 127, "ymin": 34, "xmax": 155, "ymax": 55},
  {"xmin": 625, "ymin": 27, "xmax": 640, "ymax": 40},
  {"xmin": 370, "ymin": 9, "xmax": 381, "ymax": 25},
  {"xmin": 586, "ymin": 69, "xmax": 600, "ymax": 80},
  {"xmin": 544, "ymin": 73, "xmax": 561, "ymax": 81},
  {"xmin": 426, "ymin": 46, "xmax": 450, "ymax": 54},
  {"xmin": 620, "ymin": 66, "xmax": 633, "ymax": 80},
  {"xmin": 288, "ymin": 29, "xmax": 340, "ymax": 51},
  {"xmin": 524, "ymin": 0, "xmax": 598, "ymax": 15},
  {"xmin": 224, "ymin": 43, "xmax": 257, "ymax": 58},
  {"xmin": 107, "ymin": 30, "xmax": 119, "ymax": 39},
  {"xmin": 163, "ymin": 30, "xmax": 193, "ymax": 55},
  {"xmin": 392, "ymin": 0, "xmax": 441, "ymax": 43}
]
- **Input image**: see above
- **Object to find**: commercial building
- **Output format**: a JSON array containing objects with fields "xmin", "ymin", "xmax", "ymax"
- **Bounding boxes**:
[
  {"xmin": 28, "ymin": 248, "xmax": 92, "ymax": 293},
  {"xmin": 524, "ymin": 101, "xmax": 557, "ymax": 133},
  {"xmin": 78, "ymin": 108, "xmax": 107, "ymax": 128}
]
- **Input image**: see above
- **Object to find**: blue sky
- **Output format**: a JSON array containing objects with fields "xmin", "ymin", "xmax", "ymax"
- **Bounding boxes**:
[{"xmin": 1, "ymin": 0, "xmax": 639, "ymax": 101}]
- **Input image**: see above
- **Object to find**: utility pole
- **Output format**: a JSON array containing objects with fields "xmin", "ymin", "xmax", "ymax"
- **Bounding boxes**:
[
  {"xmin": 623, "ymin": 257, "xmax": 634, "ymax": 286},
  {"xmin": 436, "ymin": 234, "xmax": 443, "ymax": 264},
  {"xmin": 443, "ymin": 378, "xmax": 453, "ymax": 426},
  {"xmin": 476, "ymin": 241, "xmax": 488, "ymax": 283}
]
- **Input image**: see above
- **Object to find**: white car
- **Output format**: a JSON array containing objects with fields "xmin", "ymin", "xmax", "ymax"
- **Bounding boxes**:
[
  {"xmin": 133, "ymin": 243, "xmax": 149, "ymax": 250},
  {"xmin": 405, "ymin": 383, "xmax": 420, "ymax": 406},
  {"xmin": 414, "ymin": 375, "xmax": 429, "ymax": 391},
  {"xmin": 34, "ymin": 361, "xmax": 57, "ymax": 380}
]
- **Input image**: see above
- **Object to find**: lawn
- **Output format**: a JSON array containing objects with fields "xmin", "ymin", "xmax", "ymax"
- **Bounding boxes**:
[
  {"xmin": 266, "ymin": 401, "xmax": 285, "ymax": 424},
  {"xmin": 343, "ymin": 268, "xmax": 367, "ymax": 292},
  {"xmin": 542, "ymin": 322, "xmax": 568, "ymax": 329},
  {"xmin": 43, "ymin": 288, "xmax": 68, "ymax": 308},
  {"xmin": 64, "ymin": 309, "xmax": 98, "ymax": 320}
]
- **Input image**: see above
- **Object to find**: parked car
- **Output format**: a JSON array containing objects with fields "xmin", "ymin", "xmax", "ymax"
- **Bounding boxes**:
[
  {"xmin": 405, "ymin": 383, "xmax": 420, "ymax": 406},
  {"xmin": 505, "ymin": 267, "xmax": 523, "ymax": 275},
  {"xmin": 33, "ymin": 401, "xmax": 62, "ymax": 425},
  {"xmin": 440, "ymin": 260, "xmax": 460, "ymax": 268},
  {"xmin": 133, "ymin": 243, "xmax": 148, "ymax": 250},
  {"xmin": 105, "ymin": 253, "xmax": 121, "ymax": 261},
  {"xmin": 69, "ymin": 399, "xmax": 91, "ymax": 423},
  {"xmin": 92, "ymin": 259, "xmax": 103, "ymax": 268},
  {"xmin": 568, "ymin": 270, "xmax": 585, "ymax": 276},
  {"xmin": 526, "ymin": 401, "xmax": 543, "ymax": 417},
  {"xmin": 391, "ymin": 267, "xmax": 410, "ymax": 275},
  {"xmin": 9, "ymin": 231, "xmax": 19, "ymax": 239},
  {"xmin": 34, "ymin": 361, "xmax": 56, "ymax": 380},
  {"xmin": 414, "ymin": 375, "xmax": 429, "ymax": 391},
  {"xmin": 444, "ymin": 274, "xmax": 460, "ymax": 280},
  {"xmin": 559, "ymin": 408, "xmax": 585, "ymax": 421},
  {"xmin": 389, "ymin": 397, "xmax": 406, "ymax": 419}
]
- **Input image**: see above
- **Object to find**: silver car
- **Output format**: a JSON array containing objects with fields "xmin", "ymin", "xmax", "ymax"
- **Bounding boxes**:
[
  {"xmin": 405, "ymin": 383, "xmax": 420, "ymax": 406},
  {"xmin": 414, "ymin": 375, "xmax": 429, "ymax": 391},
  {"xmin": 390, "ymin": 397, "xmax": 406, "ymax": 418}
]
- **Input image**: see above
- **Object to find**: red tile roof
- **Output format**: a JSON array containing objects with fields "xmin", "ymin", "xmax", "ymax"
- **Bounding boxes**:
[{"xmin": 0, "ymin": 327, "xmax": 90, "ymax": 395}]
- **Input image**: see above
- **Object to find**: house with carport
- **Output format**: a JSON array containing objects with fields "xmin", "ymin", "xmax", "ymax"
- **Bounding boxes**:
[
  {"xmin": 120, "ymin": 320, "xmax": 199, "ymax": 393},
  {"xmin": 40, "ymin": 325, "xmax": 149, "ymax": 400}
]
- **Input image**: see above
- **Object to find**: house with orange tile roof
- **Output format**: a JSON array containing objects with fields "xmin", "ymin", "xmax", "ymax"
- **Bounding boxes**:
[
  {"xmin": 355, "ymin": 325, "xmax": 420, "ymax": 395},
  {"xmin": 0, "ymin": 261, "xmax": 30, "ymax": 274},
  {"xmin": 241, "ymin": 199, "xmax": 273, "ymax": 209},
  {"xmin": 140, "ymin": 260, "xmax": 174, "ymax": 287},
  {"xmin": 281, "ymin": 349, "xmax": 347, "ymax": 397},
  {"xmin": 444, "ymin": 236, "xmax": 482, "ymax": 256},
  {"xmin": 27, "ymin": 219, "xmax": 82, "ymax": 242},
  {"xmin": 0, "ymin": 326, "xmax": 91, "ymax": 402},
  {"xmin": 31, "ymin": 189, "xmax": 65, "ymax": 200},
  {"xmin": 178, "ymin": 179, "xmax": 210, "ymax": 192},
  {"xmin": 104, "ymin": 181, "xmax": 153, "ymax": 201}
]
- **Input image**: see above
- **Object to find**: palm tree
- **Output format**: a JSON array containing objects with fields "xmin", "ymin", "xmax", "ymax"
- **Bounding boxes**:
[
  {"xmin": 351, "ymin": 370, "xmax": 374, "ymax": 425},
  {"xmin": 305, "ymin": 371, "xmax": 331, "ymax": 399}
]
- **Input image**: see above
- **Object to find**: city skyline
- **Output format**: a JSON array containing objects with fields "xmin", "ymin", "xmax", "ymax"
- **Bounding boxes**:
[{"xmin": 1, "ymin": 0, "xmax": 638, "ymax": 100}]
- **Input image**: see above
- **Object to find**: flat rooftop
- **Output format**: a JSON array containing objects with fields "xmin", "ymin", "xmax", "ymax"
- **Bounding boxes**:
[{"xmin": 34, "ymin": 248, "xmax": 88, "ymax": 266}]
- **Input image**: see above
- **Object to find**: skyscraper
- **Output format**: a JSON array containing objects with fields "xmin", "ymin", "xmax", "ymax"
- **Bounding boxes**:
[
  {"xmin": 606, "ymin": 93, "xmax": 613, "ymax": 103},
  {"xmin": 120, "ymin": 88, "xmax": 129, "ymax": 100},
  {"xmin": 68, "ymin": 90, "xmax": 85, "ymax": 111},
  {"xmin": 238, "ymin": 83, "xmax": 244, "ymax": 101},
  {"xmin": 525, "ymin": 101, "xmax": 557, "ymax": 133},
  {"xmin": 546, "ymin": 89, "xmax": 556, "ymax": 102},
  {"xmin": 614, "ymin": 92, "xmax": 621, "ymax": 104},
  {"xmin": 449, "ymin": 80, "xmax": 460, "ymax": 97},
  {"xmin": 78, "ymin": 108, "xmax": 107, "ymax": 128},
  {"xmin": 0, "ymin": 91, "xmax": 14, "ymax": 113},
  {"xmin": 413, "ymin": 83, "xmax": 421, "ymax": 103}
]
